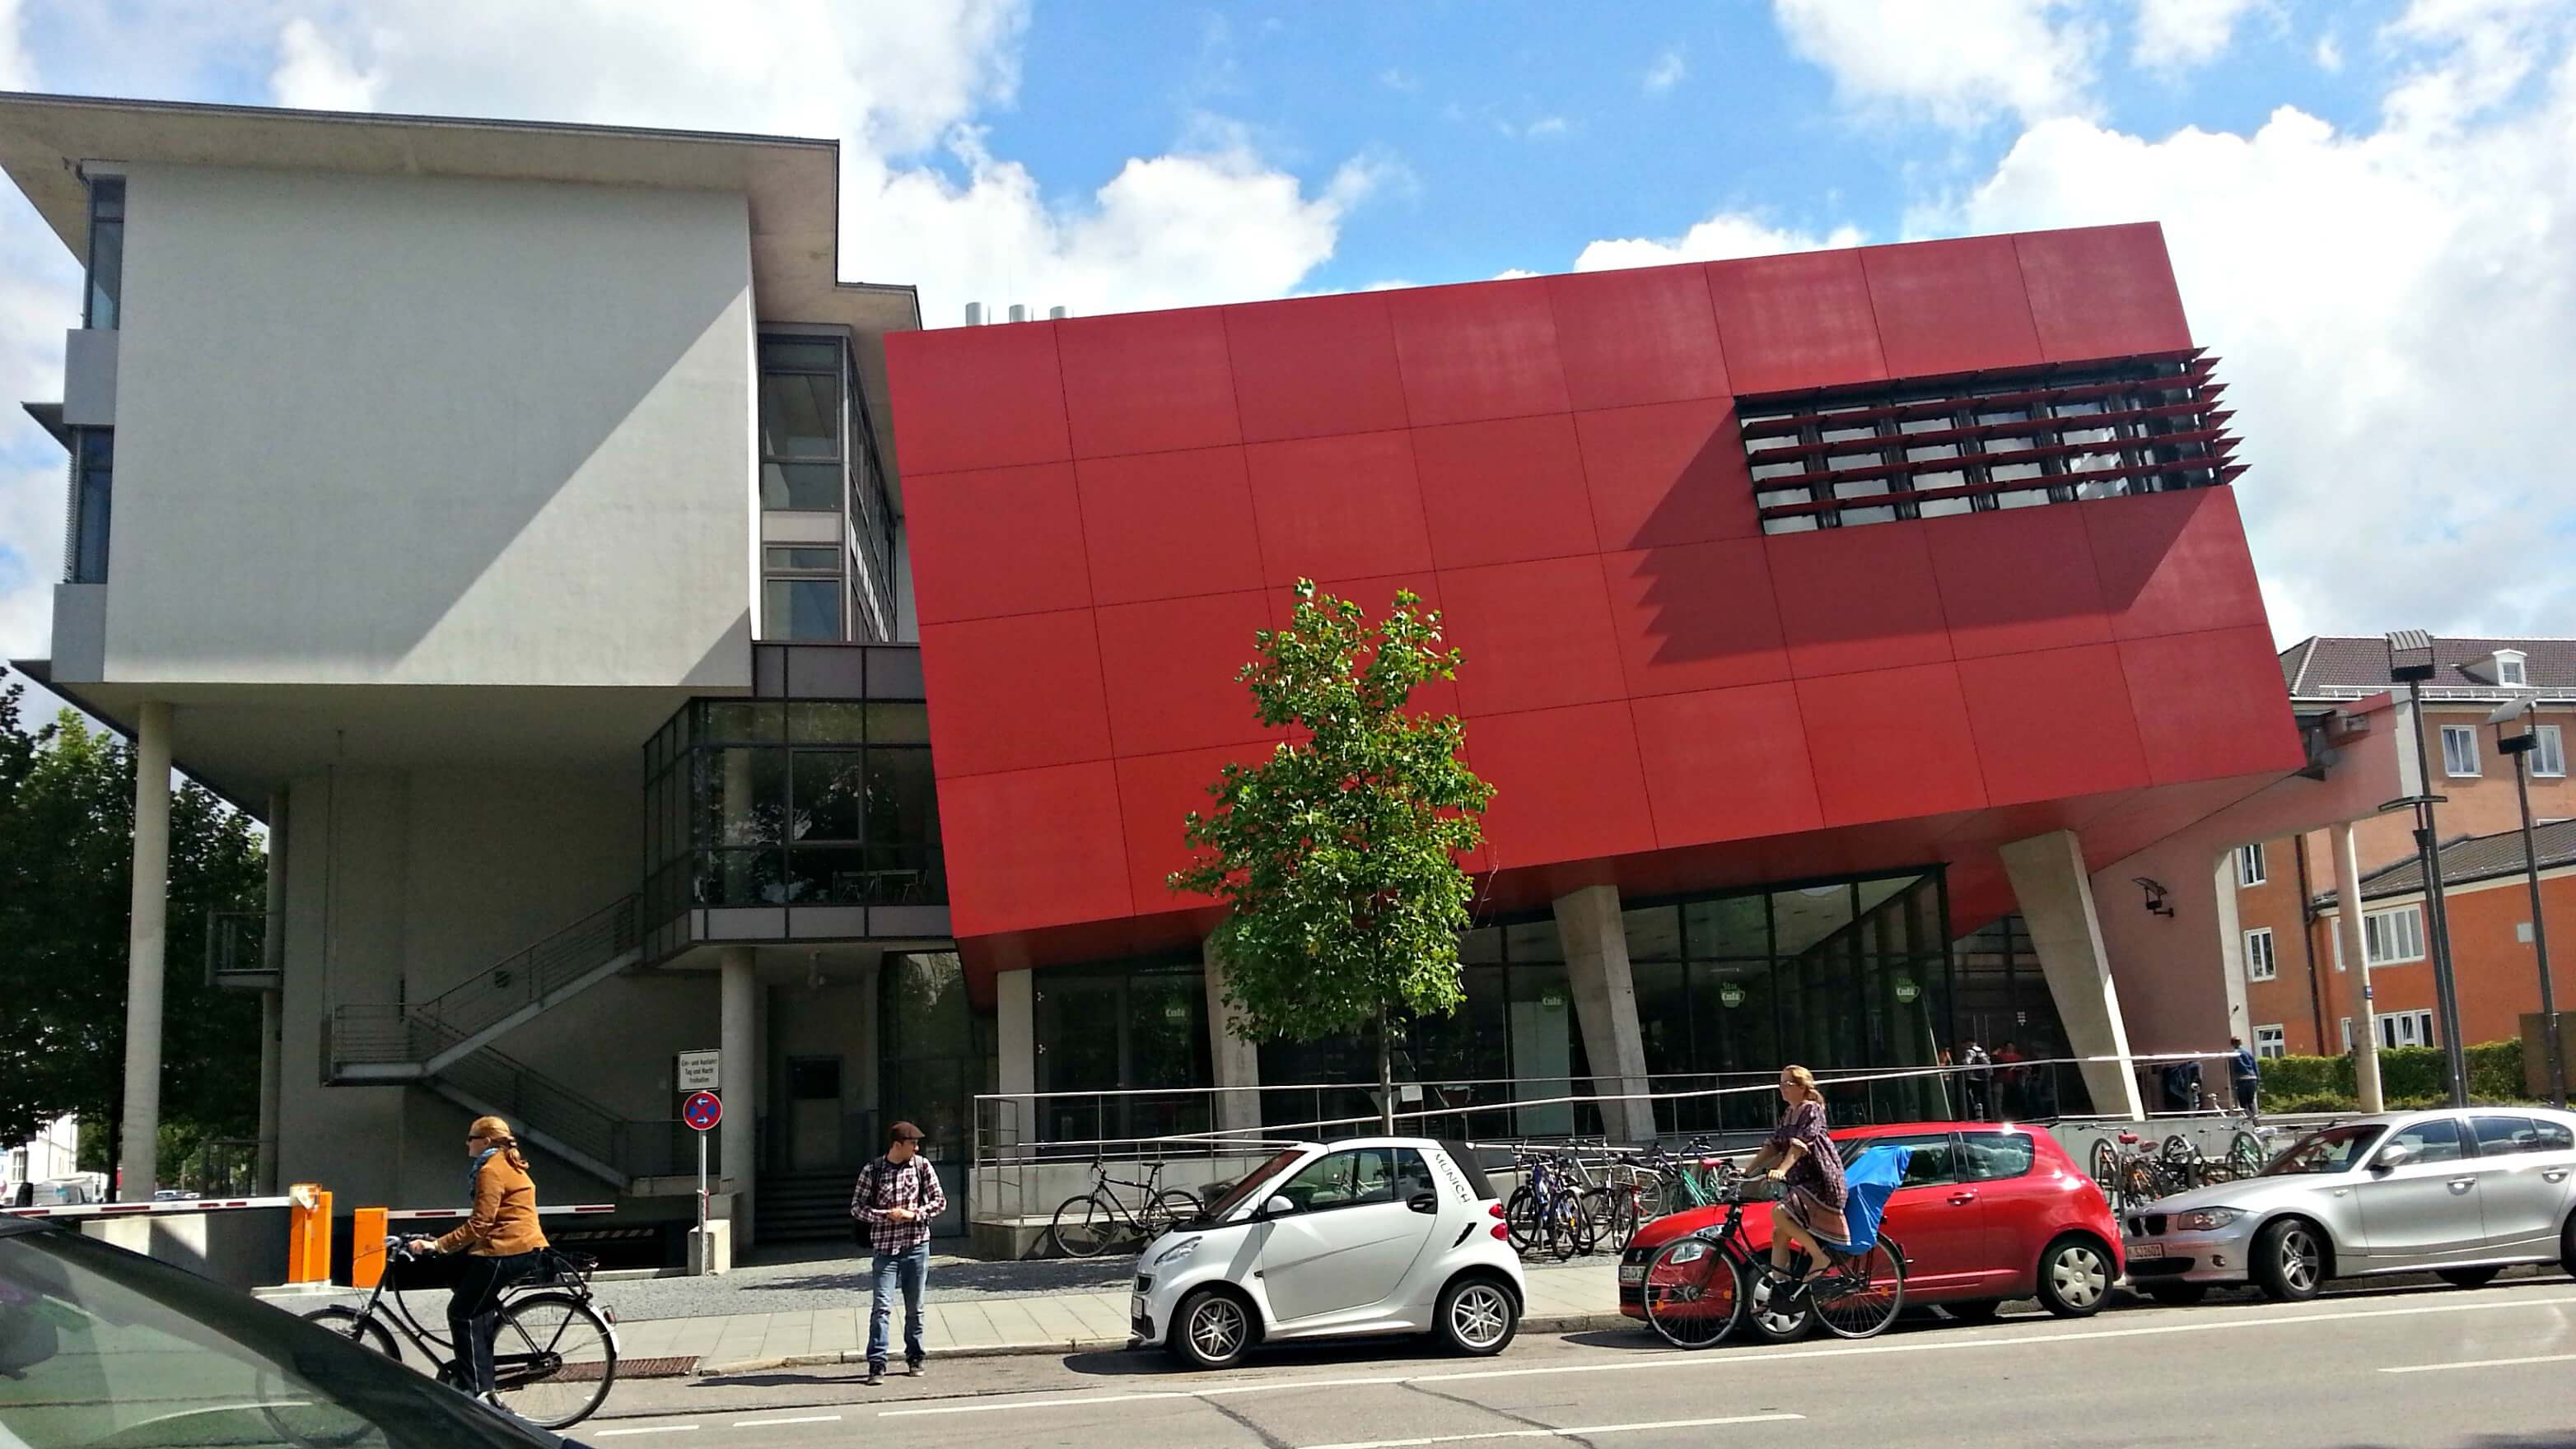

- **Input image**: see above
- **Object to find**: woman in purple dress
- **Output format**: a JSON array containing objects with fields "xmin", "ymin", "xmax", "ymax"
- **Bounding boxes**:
[{"xmin": 1746, "ymin": 1064, "xmax": 1846, "ymax": 1303}]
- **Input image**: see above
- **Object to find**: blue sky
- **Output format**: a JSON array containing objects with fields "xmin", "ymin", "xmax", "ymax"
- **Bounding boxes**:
[{"xmin": 2, "ymin": 0, "xmax": 2574, "ymax": 697}]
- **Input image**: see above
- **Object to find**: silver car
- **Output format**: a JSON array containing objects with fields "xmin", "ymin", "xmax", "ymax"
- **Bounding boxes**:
[{"xmin": 2121, "ymin": 1107, "xmax": 2576, "ymax": 1304}]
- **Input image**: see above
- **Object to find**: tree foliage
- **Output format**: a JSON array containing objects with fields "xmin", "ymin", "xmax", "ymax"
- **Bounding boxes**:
[
  {"xmin": 1167, "ymin": 583, "xmax": 1494, "ymax": 1120},
  {"xmin": 0, "ymin": 670, "xmax": 268, "ymax": 1167}
]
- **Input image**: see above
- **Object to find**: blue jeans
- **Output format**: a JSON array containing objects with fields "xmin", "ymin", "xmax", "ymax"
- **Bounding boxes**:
[{"xmin": 867, "ymin": 1242, "xmax": 928, "ymax": 1370}]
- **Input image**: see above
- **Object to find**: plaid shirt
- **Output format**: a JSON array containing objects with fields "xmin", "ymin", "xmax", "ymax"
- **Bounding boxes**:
[{"xmin": 849, "ymin": 1155, "xmax": 945, "ymax": 1254}]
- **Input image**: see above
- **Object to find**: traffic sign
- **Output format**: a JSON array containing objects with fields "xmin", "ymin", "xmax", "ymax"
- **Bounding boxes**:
[
  {"xmin": 683, "ymin": 1091, "xmax": 723, "ymax": 1132},
  {"xmin": 676, "ymin": 1051, "xmax": 720, "ymax": 1093}
]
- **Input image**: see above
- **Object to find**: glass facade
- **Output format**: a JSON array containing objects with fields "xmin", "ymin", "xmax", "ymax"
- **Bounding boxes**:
[
  {"xmin": 641, "ymin": 698, "xmax": 945, "ymax": 928},
  {"xmin": 1622, "ymin": 872, "xmax": 1954, "ymax": 1132},
  {"xmin": 756, "ymin": 333, "xmax": 898, "ymax": 641},
  {"xmin": 1033, "ymin": 953, "xmax": 1213, "ymax": 1147},
  {"xmin": 84, "ymin": 175, "xmax": 122, "ymax": 330},
  {"xmin": 67, "ymin": 429, "xmax": 112, "ymax": 584},
  {"xmin": 1949, "ymin": 913, "xmax": 2084, "ymax": 1116}
]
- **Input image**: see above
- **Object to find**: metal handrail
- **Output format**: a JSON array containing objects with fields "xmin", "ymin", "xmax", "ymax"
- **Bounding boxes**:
[{"xmin": 327, "ymin": 895, "xmax": 641, "ymax": 1067}]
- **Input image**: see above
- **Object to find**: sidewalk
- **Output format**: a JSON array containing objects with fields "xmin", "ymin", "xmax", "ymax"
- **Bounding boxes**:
[{"xmin": 592, "ymin": 1247, "xmax": 1627, "ymax": 1374}]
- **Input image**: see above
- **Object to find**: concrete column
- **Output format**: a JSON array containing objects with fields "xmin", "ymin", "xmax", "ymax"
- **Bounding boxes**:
[
  {"xmin": 256, "ymin": 788, "xmax": 287, "ymax": 1196},
  {"xmin": 1998, "ymin": 830, "xmax": 2144, "ymax": 1120},
  {"xmin": 2326, "ymin": 823, "xmax": 2385, "ymax": 1111},
  {"xmin": 996, "ymin": 968, "xmax": 1036, "ymax": 1153},
  {"xmin": 2210, "ymin": 855, "xmax": 2253, "ymax": 1044},
  {"xmin": 1551, "ymin": 885, "xmax": 1658, "ymax": 1145},
  {"xmin": 117, "ymin": 701, "xmax": 174, "ymax": 1201},
  {"xmin": 1201, "ymin": 943, "xmax": 1262, "ymax": 1140},
  {"xmin": 719, "ymin": 947, "xmax": 758, "ymax": 1246}
]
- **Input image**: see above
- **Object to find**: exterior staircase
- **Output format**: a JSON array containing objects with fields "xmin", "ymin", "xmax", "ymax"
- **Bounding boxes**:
[
  {"xmin": 322, "ymin": 895, "xmax": 687, "ymax": 1195},
  {"xmin": 324, "ymin": 896, "xmax": 643, "ymax": 1083},
  {"xmin": 756, "ymin": 1172, "xmax": 861, "ymax": 1243}
]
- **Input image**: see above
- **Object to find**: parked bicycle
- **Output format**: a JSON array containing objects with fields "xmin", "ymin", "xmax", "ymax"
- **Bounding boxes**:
[
  {"xmin": 301, "ymin": 1238, "xmax": 618, "ymax": 1431},
  {"xmin": 1052, "ymin": 1157, "xmax": 1206, "ymax": 1258},
  {"xmin": 1636, "ymin": 1157, "xmax": 1906, "ymax": 1347},
  {"xmin": 1504, "ymin": 1148, "xmax": 1599, "ymax": 1260}
]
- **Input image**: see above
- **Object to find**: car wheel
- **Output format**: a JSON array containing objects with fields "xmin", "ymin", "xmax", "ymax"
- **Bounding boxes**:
[
  {"xmin": 2562, "ymin": 1210, "xmax": 2576, "ymax": 1277},
  {"xmin": 2435, "ymin": 1265, "xmax": 2502, "ymax": 1289},
  {"xmin": 2145, "ymin": 1282, "xmax": 2210, "ymax": 1307},
  {"xmin": 1939, "ymin": 1299, "xmax": 2002, "ymax": 1324},
  {"xmin": 2036, "ymin": 1237, "xmax": 2113, "ymax": 1319},
  {"xmin": 1436, "ymin": 1277, "xmax": 1518, "ymax": 1356},
  {"xmin": 1744, "ymin": 1263, "xmax": 1813, "ymax": 1344},
  {"xmin": 2252, "ymin": 1218, "xmax": 2326, "ymax": 1302},
  {"xmin": 1168, "ymin": 1288, "xmax": 1253, "ymax": 1370}
]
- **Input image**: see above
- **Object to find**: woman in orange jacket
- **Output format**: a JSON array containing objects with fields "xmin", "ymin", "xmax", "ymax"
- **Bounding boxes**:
[{"xmin": 405, "ymin": 1115, "xmax": 550, "ymax": 1403}]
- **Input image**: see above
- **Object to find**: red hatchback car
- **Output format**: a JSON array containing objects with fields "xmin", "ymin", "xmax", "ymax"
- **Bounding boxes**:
[{"xmin": 1617, "ymin": 1121, "xmax": 2124, "ymax": 1338}]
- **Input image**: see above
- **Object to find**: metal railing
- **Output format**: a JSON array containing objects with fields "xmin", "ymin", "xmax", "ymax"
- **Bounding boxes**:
[
  {"xmin": 326, "ymin": 895, "xmax": 641, "ymax": 1070},
  {"xmin": 426, "ymin": 1033, "xmax": 690, "ymax": 1186},
  {"xmin": 204, "ymin": 910, "xmax": 272, "ymax": 989}
]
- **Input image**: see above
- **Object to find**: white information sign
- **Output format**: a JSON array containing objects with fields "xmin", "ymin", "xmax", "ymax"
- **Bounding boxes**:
[{"xmin": 676, "ymin": 1050, "xmax": 721, "ymax": 1093}]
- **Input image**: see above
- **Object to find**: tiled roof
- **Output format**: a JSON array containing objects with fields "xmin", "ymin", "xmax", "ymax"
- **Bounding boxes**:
[
  {"xmin": 2315, "ymin": 818, "xmax": 2576, "ymax": 906},
  {"xmin": 2279, "ymin": 636, "xmax": 2576, "ymax": 697}
]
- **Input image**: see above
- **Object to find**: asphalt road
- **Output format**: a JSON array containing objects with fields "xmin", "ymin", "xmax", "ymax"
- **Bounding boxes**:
[{"xmin": 572, "ymin": 1275, "xmax": 2576, "ymax": 1448}]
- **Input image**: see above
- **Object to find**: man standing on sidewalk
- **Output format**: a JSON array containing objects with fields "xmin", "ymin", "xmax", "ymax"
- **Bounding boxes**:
[
  {"xmin": 2229, "ymin": 1037, "xmax": 2261, "ymax": 1121},
  {"xmin": 851, "ymin": 1121, "xmax": 945, "ymax": 1386}
]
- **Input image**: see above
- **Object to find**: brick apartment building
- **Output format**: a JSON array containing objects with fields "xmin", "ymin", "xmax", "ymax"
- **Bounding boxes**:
[{"xmin": 2237, "ymin": 638, "xmax": 2574, "ymax": 1057}]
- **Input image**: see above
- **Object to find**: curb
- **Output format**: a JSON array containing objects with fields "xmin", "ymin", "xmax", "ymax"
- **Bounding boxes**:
[{"xmin": 693, "ymin": 1311, "xmax": 1634, "ymax": 1377}]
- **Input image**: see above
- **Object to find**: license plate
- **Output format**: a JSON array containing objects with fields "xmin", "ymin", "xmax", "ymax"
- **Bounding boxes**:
[
  {"xmin": 2126, "ymin": 1241, "xmax": 2164, "ymax": 1259},
  {"xmin": 1131, "ymin": 1293, "xmax": 1147, "ymax": 1317},
  {"xmin": 1617, "ymin": 1264, "xmax": 1646, "ymax": 1285}
]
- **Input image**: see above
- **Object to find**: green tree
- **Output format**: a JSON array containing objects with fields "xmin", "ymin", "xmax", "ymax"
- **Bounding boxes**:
[
  {"xmin": 1168, "ymin": 583, "xmax": 1494, "ymax": 1133},
  {"xmin": 0, "ymin": 669, "xmax": 267, "ymax": 1181}
]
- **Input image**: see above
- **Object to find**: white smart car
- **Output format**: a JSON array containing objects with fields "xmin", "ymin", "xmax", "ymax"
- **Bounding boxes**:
[{"xmin": 1131, "ymin": 1135, "xmax": 1526, "ymax": 1369}]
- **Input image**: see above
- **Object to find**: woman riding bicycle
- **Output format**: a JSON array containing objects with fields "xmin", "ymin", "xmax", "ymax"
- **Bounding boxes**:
[
  {"xmin": 1741, "ymin": 1065, "xmax": 1846, "ymax": 1308},
  {"xmin": 404, "ymin": 1115, "xmax": 548, "ymax": 1409}
]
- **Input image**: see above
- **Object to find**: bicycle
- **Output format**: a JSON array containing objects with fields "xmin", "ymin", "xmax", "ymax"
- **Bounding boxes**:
[
  {"xmin": 1504, "ymin": 1149, "xmax": 1598, "ymax": 1260},
  {"xmin": 301, "ymin": 1239, "xmax": 618, "ymax": 1431},
  {"xmin": 1051, "ymin": 1157, "xmax": 1205, "ymax": 1258},
  {"xmin": 1636, "ymin": 1159, "xmax": 1906, "ymax": 1348}
]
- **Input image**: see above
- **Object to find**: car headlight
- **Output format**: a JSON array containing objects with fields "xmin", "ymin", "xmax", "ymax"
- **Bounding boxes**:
[
  {"xmin": 2173, "ymin": 1209, "xmax": 2243, "ymax": 1232},
  {"xmin": 1153, "ymin": 1236, "xmax": 1202, "ymax": 1266},
  {"xmin": 1664, "ymin": 1240, "xmax": 1710, "ymax": 1264}
]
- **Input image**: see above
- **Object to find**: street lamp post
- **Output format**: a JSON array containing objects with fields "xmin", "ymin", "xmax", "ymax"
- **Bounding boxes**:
[
  {"xmin": 2386, "ymin": 631, "xmax": 2471, "ymax": 1108},
  {"xmin": 2488, "ymin": 696, "xmax": 2565, "ymax": 1109}
]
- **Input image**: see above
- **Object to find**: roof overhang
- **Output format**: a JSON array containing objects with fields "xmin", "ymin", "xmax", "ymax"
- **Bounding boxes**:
[{"xmin": 0, "ymin": 91, "xmax": 923, "ymax": 496}]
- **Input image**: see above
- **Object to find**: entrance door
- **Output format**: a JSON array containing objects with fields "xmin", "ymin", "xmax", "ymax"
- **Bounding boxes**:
[
  {"xmin": 786, "ymin": 1057, "xmax": 843, "ymax": 1171},
  {"xmin": 881, "ymin": 953, "xmax": 979, "ymax": 1237}
]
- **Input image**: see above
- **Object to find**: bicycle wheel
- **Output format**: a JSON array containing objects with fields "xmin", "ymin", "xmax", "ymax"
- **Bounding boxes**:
[
  {"xmin": 1549, "ymin": 1195, "xmax": 1588, "ymax": 1261},
  {"xmin": 2228, "ymin": 1130, "xmax": 2266, "ymax": 1179},
  {"xmin": 2088, "ymin": 1138, "xmax": 2118, "ymax": 1195},
  {"xmin": 299, "ymin": 1306, "xmax": 399, "ymax": 1360},
  {"xmin": 1149, "ymin": 1187, "xmax": 1205, "ymax": 1234},
  {"xmin": 1052, "ymin": 1193, "xmax": 1112, "ymax": 1258},
  {"xmin": 1605, "ymin": 1189, "xmax": 1643, "ymax": 1253},
  {"xmin": 489, "ymin": 1291, "xmax": 617, "ymax": 1430},
  {"xmin": 1640, "ymin": 1237, "xmax": 1743, "ymax": 1349},
  {"xmin": 1504, "ymin": 1186, "xmax": 1542, "ymax": 1255},
  {"xmin": 1813, "ymin": 1237, "xmax": 1905, "ymax": 1340},
  {"xmin": 2119, "ymin": 1158, "xmax": 2159, "ymax": 1207},
  {"xmin": 1575, "ymin": 1189, "xmax": 1617, "ymax": 1256}
]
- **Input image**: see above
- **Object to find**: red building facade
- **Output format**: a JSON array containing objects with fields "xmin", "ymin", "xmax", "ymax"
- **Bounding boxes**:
[{"xmin": 891, "ymin": 222, "xmax": 2302, "ymax": 999}]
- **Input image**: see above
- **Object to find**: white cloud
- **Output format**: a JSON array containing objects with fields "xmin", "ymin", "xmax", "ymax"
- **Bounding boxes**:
[
  {"xmin": 1771, "ymin": 0, "xmax": 2102, "ymax": 128},
  {"xmin": 1378, "ymin": 67, "xmax": 1419, "ymax": 92},
  {"xmin": 1644, "ymin": 46, "xmax": 1687, "ymax": 95},
  {"xmin": 2133, "ymin": 0, "xmax": 2268, "ymax": 71},
  {"xmin": 269, "ymin": 17, "xmax": 385, "ymax": 111},
  {"xmin": 1572, "ymin": 212, "xmax": 1867, "ymax": 273},
  {"xmin": 1919, "ymin": 3, "xmax": 2576, "ymax": 642},
  {"xmin": 2314, "ymin": 34, "xmax": 2345, "ymax": 71},
  {"xmin": 1524, "ymin": 115, "xmax": 1569, "ymax": 137},
  {"xmin": 0, "ymin": 0, "xmax": 30, "ymax": 91}
]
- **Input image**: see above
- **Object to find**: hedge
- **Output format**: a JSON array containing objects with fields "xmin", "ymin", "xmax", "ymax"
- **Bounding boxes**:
[{"xmin": 2254, "ymin": 1039, "xmax": 2528, "ymax": 1112}]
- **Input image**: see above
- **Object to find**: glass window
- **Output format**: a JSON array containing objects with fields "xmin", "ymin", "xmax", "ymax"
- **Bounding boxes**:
[
  {"xmin": 2244, "ymin": 928, "xmax": 2276, "ymax": 981},
  {"xmin": 2255, "ymin": 1025, "xmax": 2286, "ymax": 1058},
  {"xmin": 1272, "ymin": 1146, "xmax": 1416, "ymax": 1213},
  {"xmin": 2261, "ymin": 1123, "xmax": 2386, "ymax": 1176},
  {"xmin": 760, "ymin": 371, "xmax": 842, "ymax": 459},
  {"xmin": 2497, "ymin": 655, "xmax": 2527, "ymax": 687},
  {"xmin": 790, "ymin": 750, "xmax": 865, "ymax": 841},
  {"xmin": 2442, "ymin": 725, "xmax": 2480, "ymax": 777},
  {"xmin": 1622, "ymin": 906, "xmax": 1682, "ymax": 962},
  {"xmin": 2528, "ymin": 1118, "xmax": 2575, "ymax": 1153},
  {"xmin": 761, "ymin": 461, "xmax": 843, "ymax": 510},
  {"xmin": 1958, "ymin": 1131, "xmax": 2036, "ymax": 1181},
  {"xmin": 2533, "ymin": 724, "xmax": 2565, "ymax": 777},
  {"xmin": 791, "ymin": 701, "xmax": 869, "ymax": 743},
  {"xmin": 2470, "ymin": 1116, "xmax": 2539, "ymax": 1155},
  {"xmin": 84, "ymin": 176, "xmax": 123, "ymax": 330},
  {"xmin": 2378, "ymin": 1116, "xmax": 2462, "ymax": 1166},
  {"xmin": 866, "ymin": 703, "xmax": 932, "ymax": 744},
  {"xmin": 2379, "ymin": 1009, "xmax": 2436, "ymax": 1049},
  {"xmin": 760, "ymin": 338, "xmax": 843, "ymax": 372},
  {"xmin": 702, "ymin": 746, "xmax": 788, "ymax": 847},
  {"xmin": 2236, "ymin": 843, "xmax": 2266, "ymax": 888},
  {"xmin": 68, "ymin": 429, "xmax": 113, "ymax": 584},
  {"xmin": 1841, "ymin": 1132, "xmax": 1957, "ymax": 1186},
  {"xmin": 2364, "ymin": 906, "xmax": 2426, "ymax": 966},
  {"xmin": 767, "ymin": 546, "xmax": 841, "ymax": 571},
  {"xmin": 701, "ymin": 701, "xmax": 785, "ymax": 743},
  {"xmin": 766, "ymin": 577, "xmax": 842, "ymax": 641},
  {"xmin": 1683, "ymin": 895, "xmax": 1766, "ymax": 956}
]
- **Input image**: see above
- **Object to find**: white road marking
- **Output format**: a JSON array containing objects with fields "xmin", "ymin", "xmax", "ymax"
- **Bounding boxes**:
[
  {"xmin": 591, "ymin": 1428, "xmax": 699, "ymax": 1437},
  {"xmin": 730, "ymin": 1413, "xmax": 847, "ymax": 1426},
  {"xmin": 2381, "ymin": 1352, "xmax": 2576, "ymax": 1375},
  {"xmin": 877, "ymin": 1290, "xmax": 2576, "ymax": 1419},
  {"xmin": 1300, "ymin": 1413, "xmax": 1802, "ymax": 1449}
]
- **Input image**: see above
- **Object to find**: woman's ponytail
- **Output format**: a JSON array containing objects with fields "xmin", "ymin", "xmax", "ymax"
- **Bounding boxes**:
[{"xmin": 469, "ymin": 1115, "xmax": 532, "ymax": 1173}]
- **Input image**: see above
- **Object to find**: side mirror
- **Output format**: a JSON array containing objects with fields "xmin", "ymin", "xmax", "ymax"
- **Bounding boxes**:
[
  {"xmin": 2373, "ymin": 1145, "xmax": 2415, "ymax": 1173},
  {"xmin": 1262, "ymin": 1195, "xmax": 1295, "ymax": 1218}
]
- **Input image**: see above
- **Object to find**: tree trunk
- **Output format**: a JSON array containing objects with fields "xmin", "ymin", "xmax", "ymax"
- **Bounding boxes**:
[{"xmin": 1377, "ymin": 1000, "xmax": 1396, "ymax": 1135}]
